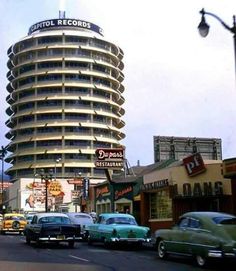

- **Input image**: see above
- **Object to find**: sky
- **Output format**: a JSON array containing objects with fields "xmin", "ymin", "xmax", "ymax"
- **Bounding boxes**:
[{"xmin": 0, "ymin": 0, "xmax": 235, "ymax": 168}]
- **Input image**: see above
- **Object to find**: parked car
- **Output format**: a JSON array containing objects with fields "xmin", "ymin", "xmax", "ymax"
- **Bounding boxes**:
[
  {"xmin": 66, "ymin": 212, "xmax": 94, "ymax": 240},
  {"xmin": 0, "ymin": 213, "xmax": 27, "ymax": 235},
  {"xmin": 154, "ymin": 211, "xmax": 236, "ymax": 267},
  {"xmin": 25, "ymin": 213, "xmax": 37, "ymax": 224},
  {"xmin": 86, "ymin": 213, "xmax": 151, "ymax": 247},
  {"xmin": 24, "ymin": 212, "xmax": 81, "ymax": 248}
]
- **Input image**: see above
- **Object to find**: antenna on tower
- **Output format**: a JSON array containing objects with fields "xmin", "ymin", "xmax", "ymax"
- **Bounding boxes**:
[{"xmin": 59, "ymin": 10, "xmax": 66, "ymax": 19}]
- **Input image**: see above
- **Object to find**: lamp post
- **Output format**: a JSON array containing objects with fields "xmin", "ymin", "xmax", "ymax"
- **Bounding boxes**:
[
  {"xmin": 40, "ymin": 169, "xmax": 53, "ymax": 212},
  {"xmin": 54, "ymin": 158, "xmax": 61, "ymax": 181},
  {"xmin": 198, "ymin": 8, "xmax": 236, "ymax": 76},
  {"xmin": 33, "ymin": 173, "xmax": 39, "ymax": 212},
  {"xmin": 0, "ymin": 146, "xmax": 7, "ymax": 212}
]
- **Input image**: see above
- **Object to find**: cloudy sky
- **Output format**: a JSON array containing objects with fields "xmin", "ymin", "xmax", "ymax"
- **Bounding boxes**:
[{"xmin": 0, "ymin": 0, "xmax": 235, "ymax": 168}]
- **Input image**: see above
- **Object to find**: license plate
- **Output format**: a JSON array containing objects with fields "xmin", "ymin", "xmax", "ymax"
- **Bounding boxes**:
[
  {"xmin": 128, "ymin": 232, "xmax": 136, "ymax": 238},
  {"xmin": 57, "ymin": 235, "xmax": 65, "ymax": 240}
]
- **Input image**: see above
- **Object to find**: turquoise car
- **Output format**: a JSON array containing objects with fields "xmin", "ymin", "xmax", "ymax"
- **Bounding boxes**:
[
  {"xmin": 86, "ymin": 213, "xmax": 151, "ymax": 247},
  {"xmin": 154, "ymin": 211, "xmax": 236, "ymax": 267}
]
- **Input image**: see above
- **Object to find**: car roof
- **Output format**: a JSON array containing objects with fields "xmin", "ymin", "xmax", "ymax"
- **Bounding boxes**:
[
  {"xmin": 99, "ymin": 213, "xmax": 135, "ymax": 219},
  {"xmin": 66, "ymin": 212, "xmax": 92, "ymax": 217},
  {"xmin": 33, "ymin": 212, "xmax": 69, "ymax": 219},
  {"xmin": 4, "ymin": 213, "xmax": 25, "ymax": 217},
  {"xmin": 182, "ymin": 211, "xmax": 235, "ymax": 219}
]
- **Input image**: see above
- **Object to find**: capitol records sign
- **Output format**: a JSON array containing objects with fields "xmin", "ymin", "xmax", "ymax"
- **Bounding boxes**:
[{"xmin": 95, "ymin": 148, "xmax": 124, "ymax": 169}]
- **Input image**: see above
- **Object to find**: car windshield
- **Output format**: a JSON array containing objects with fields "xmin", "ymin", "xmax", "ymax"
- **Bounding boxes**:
[
  {"xmin": 212, "ymin": 216, "xmax": 236, "ymax": 225},
  {"xmin": 38, "ymin": 216, "xmax": 71, "ymax": 224},
  {"xmin": 5, "ymin": 216, "xmax": 26, "ymax": 221},
  {"xmin": 106, "ymin": 217, "xmax": 137, "ymax": 225},
  {"xmin": 70, "ymin": 214, "xmax": 93, "ymax": 223}
]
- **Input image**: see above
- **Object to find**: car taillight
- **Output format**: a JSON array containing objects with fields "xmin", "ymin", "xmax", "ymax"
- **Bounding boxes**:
[
  {"xmin": 112, "ymin": 229, "xmax": 117, "ymax": 237},
  {"xmin": 146, "ymin": 230, "xmax": 151, "ymax": 238}
]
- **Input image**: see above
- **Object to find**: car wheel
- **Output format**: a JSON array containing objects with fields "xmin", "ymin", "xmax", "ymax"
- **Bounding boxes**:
[
  {"xmin": 26, "ymin": 235, "xmax": 31, "ymax": 245},
  {"xmin": 103, "ymin": 238, "xmax": 111, "ymax": 249},
  {"xmin": 87, "ymin": 235, "xmax": 93, "ymax": 245},
  {"xmin": 12, "ymin": 221, "xmax": 20, "ymax": 230},
  {"xmin": 36, "ymin": 238, "xmax": 41, "ymax": 247},
  {"xmin": 68, "ymin": 241, "xmax": 75, "ymax": 248},
  {"xmin": 157, "ymin": 239, "xmax": 168, "ymax": 259},
  {"xmin": 195, "ymin": 255, "xmax": 207, "ymax": 267}
]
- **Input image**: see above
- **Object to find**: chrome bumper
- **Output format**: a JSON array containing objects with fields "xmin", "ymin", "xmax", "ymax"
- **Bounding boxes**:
[
  {"xmin": 208, "ymin": 249, "xmax": 236, "ymax": 258},
  {"xmin": 110, "ymin": 237, "xmax": 151, "ymax": 243},
  {"xmin": 39, "ymin": 236, "xmax": 82, "ymax": 241}
]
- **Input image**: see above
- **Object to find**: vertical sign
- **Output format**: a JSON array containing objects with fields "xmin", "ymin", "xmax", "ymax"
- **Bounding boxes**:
[{"xmin": 83, "ymin": 178, "xmax": 90, "ymax": 199}]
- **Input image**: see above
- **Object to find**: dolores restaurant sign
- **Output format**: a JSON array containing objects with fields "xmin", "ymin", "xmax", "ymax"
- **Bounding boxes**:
[{"xmin": 95, "ymin": 148, "xmax": 124, "ymax": 169}]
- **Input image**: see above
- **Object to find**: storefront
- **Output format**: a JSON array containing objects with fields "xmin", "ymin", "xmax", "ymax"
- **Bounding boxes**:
[
  {"xmin": 94, "ymin": 178, "xmax": 138, "ymax": 216},
  {"xmin": 141, "ymin": 156, "xmax": 232, "ymax": 232}
]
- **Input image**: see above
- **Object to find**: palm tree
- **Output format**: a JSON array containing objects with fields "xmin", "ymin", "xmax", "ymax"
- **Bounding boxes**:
[{"xmin": 0, "ymin": 146, "xmax": 7, "ymax": 208}]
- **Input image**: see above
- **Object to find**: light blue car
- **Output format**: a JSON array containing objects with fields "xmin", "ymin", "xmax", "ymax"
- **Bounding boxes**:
[{"xmin": 86, "ymin": 213, "xmax": 151, "ymax": 247}]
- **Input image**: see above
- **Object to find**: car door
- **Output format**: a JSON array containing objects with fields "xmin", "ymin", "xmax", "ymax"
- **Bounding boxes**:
[
  {"xmin": 27, "ymin": 215, "xmax": 41, "ymax": 240},
  {"xmin": 88, "ymin": 215, "xmax": 104, "ymax": 241},
  {"xmin": 166, "ymin": 217, "xmax": 192, "ymax": 254}
]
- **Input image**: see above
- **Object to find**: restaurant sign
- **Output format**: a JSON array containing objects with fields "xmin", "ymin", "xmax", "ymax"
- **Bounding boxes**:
[{"xmin": 95, "ymin": 148, "xmax": 124, "ymax": 169}]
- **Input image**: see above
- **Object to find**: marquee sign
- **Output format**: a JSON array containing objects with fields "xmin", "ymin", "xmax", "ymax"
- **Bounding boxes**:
[{"xmin": 28, "ymin": 19, "xmax": 104, "ymax": 36}]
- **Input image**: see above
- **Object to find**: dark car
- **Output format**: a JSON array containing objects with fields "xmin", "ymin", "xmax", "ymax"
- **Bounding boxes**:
[
  {"xmin": 24, "ymin": 212, "xmax": 81, "ymax": 248},
  {"xmin": 154, "ymin": 211, "xmax": 236, "ymax": 267}
]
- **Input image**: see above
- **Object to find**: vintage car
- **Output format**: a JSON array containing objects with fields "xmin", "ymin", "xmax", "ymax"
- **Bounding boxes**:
[
  {"xmin": 24, "ymin": 212, "xmax": 81, "ymax": 248},
  {"xmin": 154, "ymin": 211, "xmax": 236, "ymax": 267},
  {"xmin": 0, "ymin": 213, "xmax": 27, "ymax": 234},
  {"xmin": 66, "ymin": 212, "xmax": 94, "ymax": 240},
  {"xmin": 86, "ymin": 213, "xmax": 151, "ymax": 247}
]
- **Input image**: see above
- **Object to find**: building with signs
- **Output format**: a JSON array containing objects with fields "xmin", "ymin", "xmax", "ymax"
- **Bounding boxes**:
[
  {"xmin": 140, "ymin": 153, "xmax": 232, "ymax": 232},
  {"xmin": 154, "ymin": 136, "xmax": 222, "ymax": 163},
  {"xmin": 5, "ymin": 12, "xmax": 125, "ymax": 181}
]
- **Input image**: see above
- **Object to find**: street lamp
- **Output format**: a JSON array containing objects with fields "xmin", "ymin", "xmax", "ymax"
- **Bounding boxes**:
[
  {"xmin": 54, "ymin": 158, "xmax": 61, "ymax": 181},
  {"xmin": 40, "ymin": 169, "xmax": 53, "ymax": 212},
  {"xmin": 0, "ymin": 146, "xmax": 7, "ymax": 212},
  {"xmin": 198, "ymin": 8, "xmax": 236, "ymax": 75}
]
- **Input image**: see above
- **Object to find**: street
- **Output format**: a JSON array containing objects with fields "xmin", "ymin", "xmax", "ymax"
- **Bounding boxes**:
[{"xmin": 0, "ymin": 234, "xmax": 234, "ymax": 271}]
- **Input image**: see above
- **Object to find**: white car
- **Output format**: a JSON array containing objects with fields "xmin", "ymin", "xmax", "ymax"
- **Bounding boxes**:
[{"xmin": 66, "ymin": 212, "xmax": 94, "ymax": 240}]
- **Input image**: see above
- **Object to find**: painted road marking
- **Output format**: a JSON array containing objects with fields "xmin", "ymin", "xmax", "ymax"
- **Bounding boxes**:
[{"xmin": 69, "ymin": 255, "xmax": 90, "ymax": 262}]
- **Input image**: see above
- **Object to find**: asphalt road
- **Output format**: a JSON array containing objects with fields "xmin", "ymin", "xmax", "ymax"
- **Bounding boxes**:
[{"xmin": 0, "ymin": 233, "xmax": 234, "ymax": 271}]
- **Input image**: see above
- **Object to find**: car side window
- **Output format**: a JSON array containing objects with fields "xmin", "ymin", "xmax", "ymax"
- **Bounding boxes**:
[
  {"xmin": 189, "ymin": 218, "xmax": 201, "ymax": 229},
  {"xmin": 178, "ymin": 217, "xmax": 189, "ymax": 228},
  {"xmin": 97, "ymin": 216, "xmax": 102, "ymax": 224},
  {"xmin": 31, "ymin": 216, "xmax": 37, "ymax": 224},
  {"xmin": 106, "ymin": 218, "xmax": 115, "ymax": 225}
]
